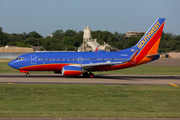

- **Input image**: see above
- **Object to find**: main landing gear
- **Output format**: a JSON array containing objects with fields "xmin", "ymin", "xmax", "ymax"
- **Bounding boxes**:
[{"xmin": 82, "ymin": 72, "xmax": 94, "ymax": 78}]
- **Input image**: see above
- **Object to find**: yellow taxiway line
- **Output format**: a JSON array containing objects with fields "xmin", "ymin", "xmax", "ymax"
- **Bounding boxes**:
[{"xmin": 169, "ymin": 83, "xmax": 179, "ymax": 87}]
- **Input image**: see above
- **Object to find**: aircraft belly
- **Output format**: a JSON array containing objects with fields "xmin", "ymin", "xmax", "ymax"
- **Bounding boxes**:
[{"xmin": 19, "ymin": 63, "xmax": 71, "ymax": 71}]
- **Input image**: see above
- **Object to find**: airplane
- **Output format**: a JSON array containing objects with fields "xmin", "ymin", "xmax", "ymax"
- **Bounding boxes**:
[{"xmin": 8, "ymin": 18, "xmax": 165, "ymax": 78}]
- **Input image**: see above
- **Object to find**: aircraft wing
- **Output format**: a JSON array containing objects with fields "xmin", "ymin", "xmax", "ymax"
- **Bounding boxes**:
[
  {"xmin": 78, "ymin": 49, "xmax": 139, "ymax": 70},
  {"xmin": 79, "ymin": 61, "xmax": 124, "ymax": 68}
]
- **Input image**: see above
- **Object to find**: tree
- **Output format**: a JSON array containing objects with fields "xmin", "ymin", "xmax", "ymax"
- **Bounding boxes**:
[
  {"xmin": 23, "ymin": 38, "xmax": 42, "ymax": 46},
  {"xmin": 52, "ymin": 29, "xmax": 64, "ymax": 38},
  {"xmin": 174, "ymin": 35, "xmax": 180, "ymax": 41},
  {"xmin": 73, "ymin": 31, "xmax": 83, "ymax": 47},
  {"xmin": 66, "ymin": 46, "xmax": 77, "ymax": 51},
  {"xmin": 27, "ymin": 31, "xmax": 43, "ymax": 38},
  {"xmin": 0, "ymin": 27, "xmax": 4, "ymax": 46},
  {"xmin": 65, "ymin": 30, "xmax": 76, "ymax": 36},
  {"xmin": 17, "ymin": 43, "xmax": 31, "ymax": 48},
  {"xmin": 62, "ymin": 36, "xmax": 75, "ymax": 46},
  {"xmin": 112, "ymin": 32, "xmax": 126, "ymax": 49},
  {"xmin": 91, "ymin": 31, "xmax": 115, "ymax": 45},
  {"xmin": 42, "ymin": 37, "xmax": 63, "ymax": 51},
  {"xmin": 125, "ymin": 36, "xmax": 140, "ymax": 48}
]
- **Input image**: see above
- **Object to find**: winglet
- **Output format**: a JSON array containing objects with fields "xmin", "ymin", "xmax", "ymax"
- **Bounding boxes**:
[{"xmin": 127, "ymin": 49, "xmax": 139, "ymax": 62}]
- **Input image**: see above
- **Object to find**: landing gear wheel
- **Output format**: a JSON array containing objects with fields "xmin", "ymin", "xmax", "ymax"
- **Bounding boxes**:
[
  {"xmin": 26, "ymin": 73, "xmax": 30, "ymax": 77},
  {"xmin": 89, "ymin": 73, "xmax": 94, "ymax": 78},
  {"xmin": 82, "ymin": 72, "xmax": 89, "ymax": 78}
]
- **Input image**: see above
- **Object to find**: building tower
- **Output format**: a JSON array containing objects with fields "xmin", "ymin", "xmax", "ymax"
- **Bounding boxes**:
[{"xmin": 83, "ymin": 26, "xmax": 91, "ymax": 51}]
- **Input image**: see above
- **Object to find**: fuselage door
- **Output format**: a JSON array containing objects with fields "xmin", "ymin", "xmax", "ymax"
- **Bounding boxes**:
[
  {"xmin": 78, "ymin": 57, "xmax": 83, "ymax": 63},
  {"xmin": 31, "ymin": 54, "xmax": 36, "ymax": 64}
]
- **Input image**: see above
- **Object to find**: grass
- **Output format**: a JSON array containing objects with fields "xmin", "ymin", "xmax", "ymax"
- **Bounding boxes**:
[
  {"xmin": 1, "ymin": 60, "xmax": 180, "ymax": 75},
  {"xmin": 95, "ymin": 65, "xmax": 180, "ymax": 75},
  {"xmin": 1, "ymin": 60, "xmax": 180, "ymax": 118},
  {"xmin": 0, "ymin": 84, "xmax": 179, "ymax": 118}
]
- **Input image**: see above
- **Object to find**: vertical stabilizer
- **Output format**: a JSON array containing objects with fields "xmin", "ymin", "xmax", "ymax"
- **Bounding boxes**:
[{"xmin": 135, "ymin": 18, "xmax": 165, "ymax": 54}]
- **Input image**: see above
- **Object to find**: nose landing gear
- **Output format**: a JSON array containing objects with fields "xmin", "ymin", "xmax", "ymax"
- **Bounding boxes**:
[
  {"xmin": 19, "ymin": 70, "xmax": 30, "ymax": 77},
  {"xmin": 26, "ymin": 73, "xmax": 30, "ymax": 77}
]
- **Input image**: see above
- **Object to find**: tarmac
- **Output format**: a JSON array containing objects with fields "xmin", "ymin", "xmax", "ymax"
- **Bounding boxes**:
[{"xmin": 0, "ymin": 74, "xmax": 180, "ymax": 86}]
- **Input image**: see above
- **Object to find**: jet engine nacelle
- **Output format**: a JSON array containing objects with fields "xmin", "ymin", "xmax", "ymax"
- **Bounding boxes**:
[{"xmin": 62, "ymin": 66, "xmax": 82, "ymax": 76}]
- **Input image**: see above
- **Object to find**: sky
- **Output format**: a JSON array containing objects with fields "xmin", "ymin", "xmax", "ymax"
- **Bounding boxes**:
[{"xmin": 1, "ymin": 0, "xmax": 180, "ymax": 37}]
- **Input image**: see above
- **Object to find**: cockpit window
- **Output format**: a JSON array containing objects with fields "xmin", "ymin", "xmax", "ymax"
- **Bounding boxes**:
[{"xmin": 16, "ymin": 57, "xmax": 24, "ymax": 61}]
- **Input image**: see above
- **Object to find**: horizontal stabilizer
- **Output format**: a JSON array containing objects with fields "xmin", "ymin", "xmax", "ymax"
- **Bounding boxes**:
[{"xmin": 146, "ymin": 52, "xmax": 171, "ymax": 58}]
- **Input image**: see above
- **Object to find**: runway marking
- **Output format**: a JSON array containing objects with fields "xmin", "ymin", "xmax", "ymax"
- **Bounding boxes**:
[
  {"xmin": 169, "ymin": 83, "xmax": 179, "ymax": 87},
  {"xmin": 7, "ymin": 82, "xmax": 13, "ymax": 84}
]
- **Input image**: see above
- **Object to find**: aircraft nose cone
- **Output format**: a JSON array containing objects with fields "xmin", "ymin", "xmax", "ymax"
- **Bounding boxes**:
[{"xmin": 8, "ymin": 61, "xmax": 17, "ymax": 69}]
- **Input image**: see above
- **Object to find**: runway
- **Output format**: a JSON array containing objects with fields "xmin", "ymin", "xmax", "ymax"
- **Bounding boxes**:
[{"xmin": 0, "ymin": 73, "xmax": 180, "ymax": 86}]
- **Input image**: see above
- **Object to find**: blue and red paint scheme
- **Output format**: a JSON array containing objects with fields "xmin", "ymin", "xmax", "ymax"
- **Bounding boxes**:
[{"xmin": 8, "ymin": 18, "xmax": 165, "ymax": 77}]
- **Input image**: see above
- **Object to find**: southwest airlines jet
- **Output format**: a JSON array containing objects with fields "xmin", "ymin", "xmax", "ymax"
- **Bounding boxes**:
[{"xmin": 8, "ymin": 18, "xmax": 165, "ymax": 78}]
